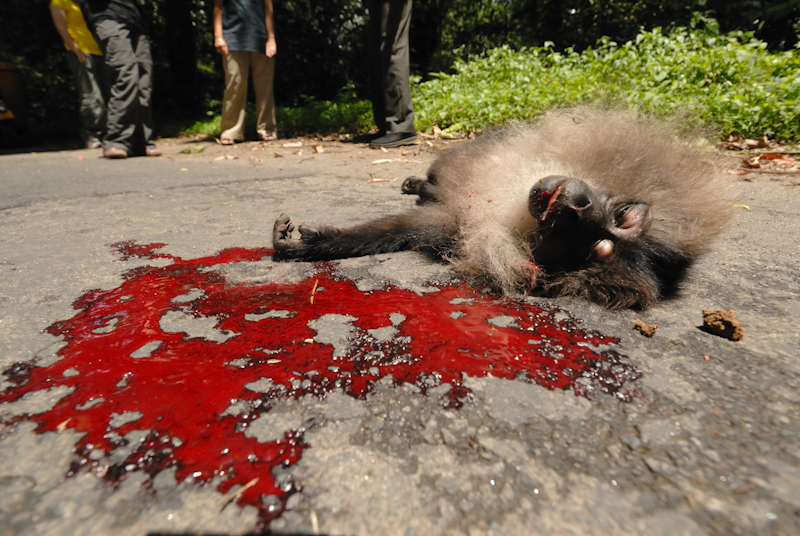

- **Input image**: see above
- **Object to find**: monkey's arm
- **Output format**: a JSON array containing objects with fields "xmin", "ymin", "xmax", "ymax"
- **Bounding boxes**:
[{"xmin": 272, "ymin": 207, "xmax": 458, "ymax": 261}]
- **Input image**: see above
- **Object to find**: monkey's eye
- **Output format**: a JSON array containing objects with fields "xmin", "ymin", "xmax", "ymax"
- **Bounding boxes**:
[
  {"xmin": 614, "ymin": 205, "xmax": 631, "ymax": 227},
  {"xmin": 612, "ymin": 203, "xmax": 650, "ymax": 234}
]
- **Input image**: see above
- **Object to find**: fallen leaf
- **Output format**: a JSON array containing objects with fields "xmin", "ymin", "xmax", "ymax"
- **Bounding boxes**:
[
  {"xmin": 312, "ymin": 145, "xmax": 324, "ymax": 153},
  {"xmin": 741, "ymin": 158, "xmax": 760, "ymax": 168},
  {"xmin": 760, "ymin": 152, "xmax": 797, "ymax": 165},
  {"xmin": 732, "ymin": 204, "xmax": 750, "ymax": 210},
  {"xmin": 282, "ymin": 141, "xmax": 303, "ymax": 148},
  {"xmin": 744, "ymin": 136, "xmax": 769, "ymax": 149}
]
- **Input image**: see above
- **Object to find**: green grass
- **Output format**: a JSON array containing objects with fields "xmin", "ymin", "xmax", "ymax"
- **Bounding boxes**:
[
  {"xmin": 413, "ymin": 18, "xmax": 800, "ymax": 140},
  {"xmin": 178, "ymin": 18, "xmax": 800, "ymax": 141},
  {"xmin": 180, "ymin": 99, "xmax": 373, "ymax": 139}
]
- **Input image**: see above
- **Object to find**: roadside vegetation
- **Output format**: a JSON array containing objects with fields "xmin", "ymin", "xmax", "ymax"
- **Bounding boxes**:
[
  {"xmin": 2, "ymin": 1, "xmax": 797, "ymax": 145},
  {"xmin": 413, "ymin": 17, "xmax": 800, "ymax": 140},
  {"xmin": 185, "ymin": 18, "xmax": 799, "ymax": 141}
]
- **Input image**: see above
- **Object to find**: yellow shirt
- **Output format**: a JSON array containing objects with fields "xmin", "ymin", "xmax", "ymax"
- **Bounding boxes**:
[{"xmin": 50, "ymin": 0, "xmax": 102, "ymax": 56}]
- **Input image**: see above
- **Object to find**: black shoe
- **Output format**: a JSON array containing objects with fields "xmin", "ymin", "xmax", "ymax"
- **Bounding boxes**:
[{"xmin": 369, "ymin": 132, "xmax": 418, "ymax": 148}]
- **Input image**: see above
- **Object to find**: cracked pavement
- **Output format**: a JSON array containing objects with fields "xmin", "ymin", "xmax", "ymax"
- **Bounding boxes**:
[{"xmin": 0, "ymin": 134, "xmax": 798, "ymax": 535}]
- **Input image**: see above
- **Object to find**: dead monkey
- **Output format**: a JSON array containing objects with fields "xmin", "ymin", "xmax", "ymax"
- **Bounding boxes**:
[{"xmin": 273, "ymin": 108, "xmax": 737, "ymax": 308}]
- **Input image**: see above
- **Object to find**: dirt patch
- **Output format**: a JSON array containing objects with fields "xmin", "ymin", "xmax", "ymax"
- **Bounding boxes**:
[
  {"xmin": 634, "ymin": 319, "xmax": 659, "ymax": 337},
  {"xmin": 701, "ymin": 309, "xmax": 744, "ymax": 341}
]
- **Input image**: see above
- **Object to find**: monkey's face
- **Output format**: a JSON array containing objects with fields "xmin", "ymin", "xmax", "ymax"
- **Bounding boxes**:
[{"xmin": 528, "ymin": 176, "xmax": 652, "ymax": 272}]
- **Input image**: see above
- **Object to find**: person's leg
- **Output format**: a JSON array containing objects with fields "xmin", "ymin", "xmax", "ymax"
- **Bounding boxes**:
[
  {"xmin": 381, "ymin": 0, "xmax": 415, "ymax": 135},
  {"xmin": 366, "ymin": 0, "xmax": 387, "ymax": 135},
  {"xmin": 94, "ymin": 19, "xmax": 139, "ymax": 156},
  {"xmin": 85, "ymin": 54, "xmax": 109, "ymax": 144},
  {"xmin": 251, "ymin": 52, "xmax": 277, "ymax": 140},
  {"xmin": 220, "ymin": 51, "xmax": 249, "ymax": 141},
  {"xmin": 66, "ymin": 52, "xmax": 106, "ymax": 147},
  {"xmin": 133, "ymin": 32, "xmax": 158, "ymax": 155},
  {"xmin": 367, "ymin": 0, "xmax": 417, "ymax": 148}
]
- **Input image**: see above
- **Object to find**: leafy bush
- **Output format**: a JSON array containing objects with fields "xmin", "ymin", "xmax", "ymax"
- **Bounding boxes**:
[
  {"xmin": 276, "ymin": 99, "xmax": 374, "ymax": 136},
  {"xmin": 181, "ymin": 17, "xmax": 798, "ymax": 141},
  {"xmin": 181, "ymin": 98, "xmax": 373, "ymax": 138},
  {"xmin": 412, "ymin": 18, "xmax": 800, "ymax": 140}
]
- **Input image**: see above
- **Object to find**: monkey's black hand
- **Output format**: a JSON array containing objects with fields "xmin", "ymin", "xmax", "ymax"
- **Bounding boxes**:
[
  {"xmin": 401, "ymin": 176, "xmax": 425, "ymax": 195},
  {"xmin": 401, "ymin": 175, "xmax": 439, "ymax": 203},
  {"xmin": 273, "ymin": 214, "xmax": 301, "ymax": 258},
  {"xmin": 273, "ymin": 214, "xmax": 324, "ymax": 260}
]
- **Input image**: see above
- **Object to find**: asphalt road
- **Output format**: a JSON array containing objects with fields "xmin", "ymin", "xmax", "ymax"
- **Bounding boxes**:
[{"xmin": 0, "ymin": 135, "xmax": 798, "ymax": 536}]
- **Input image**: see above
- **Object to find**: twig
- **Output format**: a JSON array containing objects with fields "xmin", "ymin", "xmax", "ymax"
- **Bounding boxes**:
[
  {"xmin": 217, "ymin": 477, "xmax": 259, "ymax": 510},
  {"xmin": 747, "ymin": 149, "xmax": 800, "ymax": 155},
  {"xmin": 738, "ymin": 169, "xmax": 800, "ymax": 175}
]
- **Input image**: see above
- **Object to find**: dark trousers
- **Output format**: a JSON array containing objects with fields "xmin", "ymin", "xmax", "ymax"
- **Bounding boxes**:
[
  {"xmin": 65, "ymin": 52, "xmax": 108, "ymax": 146},
  {"xmin": 93, "ymin": 19, "xmax": 155, "ymax": 155},
  {"xmin": 367, "ymin": 0, "xmax": 416, "ymax": 135}
]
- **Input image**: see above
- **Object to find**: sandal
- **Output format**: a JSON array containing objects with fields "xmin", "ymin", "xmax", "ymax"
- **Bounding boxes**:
[{"xmin": 220, "ymin": 138, "xmax": 235, "ymax": 146}]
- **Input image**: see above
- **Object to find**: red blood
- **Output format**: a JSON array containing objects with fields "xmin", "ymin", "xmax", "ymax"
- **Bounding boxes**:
[
  {"xmin": 0, "ymin": 241, "xmax": 639, "ymax": 530},
  {"xmin": 539, "ymin": 183, "xmax": 563, "ymax": 222}
]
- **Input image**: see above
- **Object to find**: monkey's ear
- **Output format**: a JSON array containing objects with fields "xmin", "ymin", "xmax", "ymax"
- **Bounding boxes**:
[{"xmin": 612, "ymin": 203, "xmax": 651, "ymax": 239}]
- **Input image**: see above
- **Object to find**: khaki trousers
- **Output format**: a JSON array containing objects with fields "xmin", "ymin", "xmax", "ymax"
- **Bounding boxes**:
[{"xmin": 221, "ymin": 51, "xmax": 277, "ymax": 140}]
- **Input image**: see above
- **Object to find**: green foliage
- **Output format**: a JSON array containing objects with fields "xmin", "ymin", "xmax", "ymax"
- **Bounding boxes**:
[
  {"xmin": 412, "ymin": 19, "xmax": 800, "ymax": 140},
  {"xmin": 181, "ymin": 98, "xmax": 374, "ymax": 138},
  {"xmin": 276, "ymin": 100, "xmax": 374, "ymax": 136},
  {"xmin": 412, "ymin": 0, "xmax": 524, "ymax": 74},
  {"xmin": 0, "ymin": 2, "xmax": 78, "ymax": 128},
  {"xmin": 276, "ymin": 0, "xmax": 369, "ymax": 104},
  {"xmin": 1, "ymin": 1, "xmax": 797, "ymax": 142}
]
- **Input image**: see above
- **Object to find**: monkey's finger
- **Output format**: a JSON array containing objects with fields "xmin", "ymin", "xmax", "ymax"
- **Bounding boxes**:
[
  {"xmin": 298, "ymin": 224, "xmax": 319, "ymax": 239},
  {"xmin": 274, "ymin": 214, "xmax": 294, "ymax": 233},
  {"xmin": 273, "ymin": 214, "xmax": 295, "ymax": 244}
]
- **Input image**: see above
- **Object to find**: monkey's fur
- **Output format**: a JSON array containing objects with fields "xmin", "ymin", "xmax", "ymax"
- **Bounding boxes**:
[{"xmin": 273, "ymin": 108, "xmax": 737, "ymax": 308}]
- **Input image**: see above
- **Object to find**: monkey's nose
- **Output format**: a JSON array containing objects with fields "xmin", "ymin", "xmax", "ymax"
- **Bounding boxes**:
[
  {"xmin": 532, "ymin": 176, "xmax": 594, "ymax": 210},
  {"xmin": 570, "ymin": 193, "xmax": 592, "ymax": 210},
  {"xmin": 534, "ymin": 175, "xmax": 572, "ymax": 193}
]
